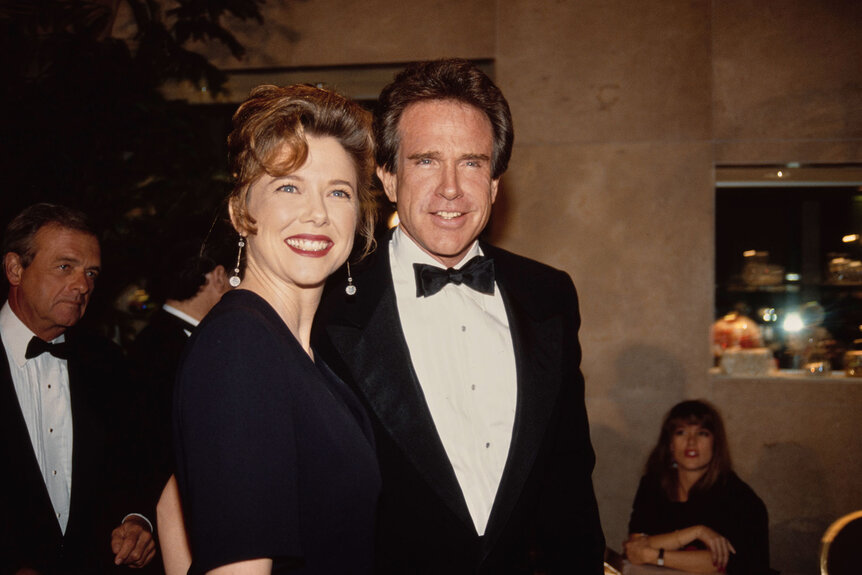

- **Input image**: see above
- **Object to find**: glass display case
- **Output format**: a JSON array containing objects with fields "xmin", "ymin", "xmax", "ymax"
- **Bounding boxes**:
[{"xmin": 714, "ymin": 165, "xmax": 862, "ymax": 376}]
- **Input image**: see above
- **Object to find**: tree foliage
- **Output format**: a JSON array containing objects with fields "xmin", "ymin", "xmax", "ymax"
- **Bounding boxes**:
[{"xmin": 0, "ymin": 0, "xmax": 266, "ymax": 337}]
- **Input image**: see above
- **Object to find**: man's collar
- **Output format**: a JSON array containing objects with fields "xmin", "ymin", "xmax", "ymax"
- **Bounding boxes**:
[
  {"xmin": 390, "ymin": 226, "xmax": 483, "ymax": 270},
  {"xmin": 161, "ymin": 304, "xmax": 200, "ymax": 327},
  {"xmin": 0, "ymin": 301, "xmax": 66, "ymax": 367}
]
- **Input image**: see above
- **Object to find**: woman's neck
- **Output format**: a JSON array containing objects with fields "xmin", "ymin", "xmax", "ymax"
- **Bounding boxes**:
[
  {"xmin": 239, "ymin": 274, "xmax": 322, "ymax": 357},
  {"xmin": 676, "ymin": 468, "xmax": 707, "ymax": 502}
]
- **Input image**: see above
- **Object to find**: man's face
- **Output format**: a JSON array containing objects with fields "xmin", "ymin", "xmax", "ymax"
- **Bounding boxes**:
[
  {"xmin": 379, "ymin": 99, "xmax": 499, "ymax": 268},
  {"xmin": 5, "ymin": 225, "xmax": 101, "ymax": 340}
]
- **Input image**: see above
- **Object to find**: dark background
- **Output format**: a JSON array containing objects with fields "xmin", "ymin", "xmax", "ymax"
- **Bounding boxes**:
[{"xmin": 0, "ymin": 0, "xmax": 266, "ymax": 344}]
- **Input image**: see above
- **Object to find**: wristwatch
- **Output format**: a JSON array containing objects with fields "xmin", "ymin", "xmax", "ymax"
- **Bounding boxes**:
[{"xmin": 657, "ymin": 548, "xmax": 665, "ymax": 566}]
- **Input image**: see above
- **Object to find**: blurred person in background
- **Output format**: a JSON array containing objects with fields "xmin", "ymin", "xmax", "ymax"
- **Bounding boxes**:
[{"xmin": 625, "ymin": 399, "xmax": 771, "ymax": 574}]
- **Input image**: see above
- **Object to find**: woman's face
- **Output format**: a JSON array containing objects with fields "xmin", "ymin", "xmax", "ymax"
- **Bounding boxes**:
[
  {"xmin": 670, "ymin": 423, "xmax": 714, "ymax": 473},
  {"xmin": 240, "ymin": 134, "xmax": 358, "ymax": 291}
]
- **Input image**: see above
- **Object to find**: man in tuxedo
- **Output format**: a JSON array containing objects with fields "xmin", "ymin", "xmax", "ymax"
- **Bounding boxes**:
[
  {"xmin": 317, "ymin": 59, "xmax": 606, "ymax": 573},
  {"xmin": 0, "ymin": 203, "xmax": 156, "ymax": 574}
]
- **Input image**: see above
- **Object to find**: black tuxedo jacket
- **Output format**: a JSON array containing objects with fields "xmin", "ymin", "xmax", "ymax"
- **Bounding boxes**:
[
  {"xmin": 130, "ymin": 308, "xmax": 195, "ymax": 484},
  {"xmin": 315, "ymin": 239, "xmax": 605, "ymax": 574},
  {"xmin": 0, "ymin": 327, "xmax": 155, "ymax": 574}
]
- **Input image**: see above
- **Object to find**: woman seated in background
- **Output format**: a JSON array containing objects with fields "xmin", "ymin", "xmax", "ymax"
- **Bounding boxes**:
[
  {"xmin": 624, "ymin": 400, "xmax": 771, "ymax": 574},
  {"xmin": 172, "ymin": 83, "xmax": 380, "ymax": 574}
]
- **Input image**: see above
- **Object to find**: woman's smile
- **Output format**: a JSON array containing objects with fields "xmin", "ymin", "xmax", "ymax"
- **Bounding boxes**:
[{"xmin": 285, "ymin": 234, "xmax": 334, "ymax": 257}]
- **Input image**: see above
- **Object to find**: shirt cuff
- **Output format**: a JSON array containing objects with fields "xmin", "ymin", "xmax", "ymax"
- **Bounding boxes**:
[{"xmin": 122, "ymin": 513, "xmax": 154, "ymax": 532}]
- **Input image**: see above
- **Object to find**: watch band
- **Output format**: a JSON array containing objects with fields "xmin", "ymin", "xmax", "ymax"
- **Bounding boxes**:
[{"xmin": 657, "ymin": 547, "xmax": 665, "ymax": 566}]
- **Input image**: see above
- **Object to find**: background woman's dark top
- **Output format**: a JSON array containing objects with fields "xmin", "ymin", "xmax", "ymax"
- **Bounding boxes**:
[
  {"xmin": 629, "ymin": 472, "xmax": 770, "ymax": 575},
  {"xmin": 174, "ymin": 290, "xmax": 381, "ymax": 574}
]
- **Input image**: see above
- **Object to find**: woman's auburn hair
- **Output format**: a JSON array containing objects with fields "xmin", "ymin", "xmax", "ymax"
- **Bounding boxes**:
[
  {"xmin": 645, "ymin": 399, "xmax": 733, "ymax": 501},
  {"xmin": 227, "ymin": 84, "xmax": 377, "ymax": 256}
]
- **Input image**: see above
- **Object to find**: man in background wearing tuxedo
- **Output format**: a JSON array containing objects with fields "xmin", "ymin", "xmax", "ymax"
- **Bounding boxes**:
[
  {"xmin": 317, "ymin": 59, "xmax": 605, "ymax": 573},
  {"xmin": 0, "ymin": 203, "xmax": 156, "ymax": 573}
]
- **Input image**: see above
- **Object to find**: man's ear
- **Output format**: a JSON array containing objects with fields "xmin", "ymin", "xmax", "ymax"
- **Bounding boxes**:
[
  {"xmin": 207, "ymin": 265, "xmax": 229, "ymax": 294},
  {"xmin": 377, "ymin": 167, "xmax": 398, "ymax": 204},
  {"xmin": 490, "ymin": 178, "xmax": 500, "ymax": 204},
  {"xmin": 4, "ymin": 252, "xmax": 23, "ymax": 286}
]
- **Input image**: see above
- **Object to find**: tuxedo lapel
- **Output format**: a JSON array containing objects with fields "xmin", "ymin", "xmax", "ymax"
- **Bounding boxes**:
[
  {"xmin": 324, "ymin": 245, "xmax": 474, "ymax": 530},
  {"xmin": 481, "ymin": 244, "xmax": 564, "ymax": 550},
  {"xmin": 64, "ymin": 332, "xmax": 105, "ymax": 537}
]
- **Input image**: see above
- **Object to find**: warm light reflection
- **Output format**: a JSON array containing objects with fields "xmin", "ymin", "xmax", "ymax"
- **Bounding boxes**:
[
  {"xmin": 783, "ymin": 312, "xmax": 804, "ymax": 333},
  {"xmin": 743, "ymin": 249, "xmax": 757, "ymax": 257},
  {"xmin": 388, "ymin": 211, "xmax": 400, "ymax": 229},
  {"xmin": 843, "ymin": 234, "xmax": 859, "ymax": 243}
]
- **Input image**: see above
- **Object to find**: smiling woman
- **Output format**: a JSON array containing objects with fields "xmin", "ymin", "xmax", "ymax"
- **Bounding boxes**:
[
  {"xmin": 169, "ymin": 84, "xmax": 381, "ymax": 575},
  {"xmin": 235, "ymin": 135, "xmax": 360, "ymax": 298},
  {"xmin": 624, "ymin": 400, "xmax": 772, "ymax": 574}
]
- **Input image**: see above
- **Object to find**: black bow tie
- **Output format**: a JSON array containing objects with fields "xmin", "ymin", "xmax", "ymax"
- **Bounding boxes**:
[
  {"xmin": 413, "ymin": 256, "xmax": 495, "ymax": 297},
  {"xmin": 25, "ymin": 336, "xmax": 70, "ymax": 360}
]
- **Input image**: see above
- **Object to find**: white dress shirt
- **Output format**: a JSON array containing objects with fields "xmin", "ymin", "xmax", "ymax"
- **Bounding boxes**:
[
  {"xmin": 1, "ymin": 302, "xmax": 73, "ymax": 533},
  {"xmin": 390, "ymin": 228, "xmax": 517, "ymax": 535}
]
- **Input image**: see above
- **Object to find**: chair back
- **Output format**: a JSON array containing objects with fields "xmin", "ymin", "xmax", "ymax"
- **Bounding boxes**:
[{"xmin": 820, "ymin": 509, "xmax": 862, "ymax": 575}]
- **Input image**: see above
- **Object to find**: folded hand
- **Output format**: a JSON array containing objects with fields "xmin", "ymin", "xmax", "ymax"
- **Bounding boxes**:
[{"xmin": 695, "ymin": 525, "xmax": 736, "ymax": 570}]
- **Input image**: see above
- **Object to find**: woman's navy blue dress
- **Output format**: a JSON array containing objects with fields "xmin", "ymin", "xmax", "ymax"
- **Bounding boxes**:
[{"xmin": 174, "ymin": 290, "xmax": 381, "ymax": 574}]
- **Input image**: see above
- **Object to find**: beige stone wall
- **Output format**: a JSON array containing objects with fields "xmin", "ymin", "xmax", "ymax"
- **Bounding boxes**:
[
  {"xmin": 713, "ymin": 0, "xmax": 862, "ymax": 164},
  {"xmin": 141, "ymin": 1, "xmax": 862, "ymax": 572},
  {"xmin": 185, "ymin": 0, "xmax": 496, "ymax": 69},
  {"xmin": 494, "ymin": 3, "xmax": 861, "ymax": 575}
]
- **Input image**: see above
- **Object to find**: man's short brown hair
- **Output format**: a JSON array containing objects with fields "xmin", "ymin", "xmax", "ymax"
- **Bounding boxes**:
[
  {"xmin": 374, "ymin": 59, "xmax": 514, "ymax": 180},
  {"xmin": 2, "ymin": 203, "xmax": 96, "ymax": 269}
]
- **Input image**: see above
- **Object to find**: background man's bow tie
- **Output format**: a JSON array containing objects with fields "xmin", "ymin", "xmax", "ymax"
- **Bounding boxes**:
[
  {"xmin": 413, "ymin": 256, "xmax": 495, "ymax": 297},
  {"xmin": 25, "ymin": 336, "xmax": 70, "ymax": 360}
]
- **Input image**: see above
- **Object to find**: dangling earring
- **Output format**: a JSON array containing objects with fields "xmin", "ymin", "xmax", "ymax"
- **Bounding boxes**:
[
  {"xmin": 229, "ymin": 236, "xmax": 245, "ymax": 288},
  {"xmin": 345, "ymin": 261, "xmax": 356, "ymax": 296}
]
